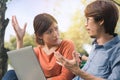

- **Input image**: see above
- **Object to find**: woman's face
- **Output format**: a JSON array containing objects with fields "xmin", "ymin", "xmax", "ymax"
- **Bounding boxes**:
[{"xmin": 42, "ymin": 22, "xmax": 60, "ymax": 47}]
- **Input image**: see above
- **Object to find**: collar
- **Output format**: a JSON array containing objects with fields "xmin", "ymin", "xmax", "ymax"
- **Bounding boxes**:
[{"xmin": 92, "ymin": 34, "xmax": 120, "ymax": 50}]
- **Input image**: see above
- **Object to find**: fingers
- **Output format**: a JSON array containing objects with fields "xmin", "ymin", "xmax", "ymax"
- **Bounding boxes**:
[
  {"xmin": 14, "ymin": 15, "xmax": 19, "ymax": 25},
  {"xmin": 54, "ymin": 51, "xmax": 63, "ymax": 61},
  {"xmin": 12, "ymin": 16, "xmax": 27, "ymax": 32},
  {"xmin": 72, "ymin": 51, "xmax": 76, "ymax": 59},
  {"xmin": 24, "ymin": 23, "xmax": 27, "ymax": 31},
  {"xmin": 12, "ymin": 16, "xmax": 18, "ymax": 33},
  {"xmin": 54, "ymin": 51, "xmax": 65, "ymax": 66},
  {"xmin": 56, "ymin": 61, "xmax": 63, "ymax": 66},
  {"xmin": 12, "ymin": 16, "xmax": 18, "ymax": 26},
  {"xmin": 12, "ymin": 16, "xmax": 20, "ymax": 30},
  {"xmin": 72, "ymin": 51, "xmax": 82, "ymax": 66},
  {"xmin": 12, "ymin": 15, "xmax": 18, "ymax": 25},
  {"xmin": 72, "ymin": 51, "xmax": 79, "ymax": 62},
  {"xmin": 12, "ymin": 16, "xmax": 15, "ymax": 27}
]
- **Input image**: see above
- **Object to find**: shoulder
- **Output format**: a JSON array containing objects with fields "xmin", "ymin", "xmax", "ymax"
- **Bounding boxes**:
[
  {"xmin": 59, "ymin": 39, "xmax": 75, "ymax": 51},
  {"xmin": 33, "ymin": 46, "xmax": 41, "ymax": 55},
  {"xmin": 61, "ymin": 39, "xmax": 74, "ymax": 45},
  {"xmin": 114, "ymin": 40, "xmax": 120, "ymax": 52},
  {"xmin": 59, "ymin": 40, "xmax": 75, "ymax": 58},
  {"xmin": 110, "ymin": 35, "xmax": 120, "ymax": 51},
  {"xmin": 60, "ymin": 39, "xmax": 75, "ymax": 48}
]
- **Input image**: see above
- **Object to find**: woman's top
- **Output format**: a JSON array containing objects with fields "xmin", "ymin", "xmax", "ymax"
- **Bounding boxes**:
[{"xmin": 34, "ymin": 39, "xmax": 75, "ymax": 80}]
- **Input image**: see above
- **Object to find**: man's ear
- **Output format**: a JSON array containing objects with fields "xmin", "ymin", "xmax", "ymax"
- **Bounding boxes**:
[{"xmin": 99, "ymin": 19, "xmax": 104, "ymax": 26}]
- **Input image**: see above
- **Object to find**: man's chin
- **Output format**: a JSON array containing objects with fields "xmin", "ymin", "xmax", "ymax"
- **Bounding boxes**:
[{"xmin": 90, "ymin": 35, "xmax": 96, "ymax": 38}]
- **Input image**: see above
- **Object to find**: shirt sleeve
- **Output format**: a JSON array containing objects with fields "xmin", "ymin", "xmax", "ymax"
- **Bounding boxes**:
[{"xmin": 107, "ymin": 50, "xmax": 120, "ymax": 80}]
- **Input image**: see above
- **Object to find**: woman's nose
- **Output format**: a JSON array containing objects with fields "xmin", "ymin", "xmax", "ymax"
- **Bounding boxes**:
[{"xmin": 53, "ymin": 30, "xmax": 58, "ymax": 37}]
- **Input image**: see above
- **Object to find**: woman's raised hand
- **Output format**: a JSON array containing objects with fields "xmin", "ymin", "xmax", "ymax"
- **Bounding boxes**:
[
  {"xmin": 12, "ymin": 16, "xmax": 27, "ymax": 49},
  {"xmin": 12, "ymin": 16, "xmax": 27, "ymax": 41}
]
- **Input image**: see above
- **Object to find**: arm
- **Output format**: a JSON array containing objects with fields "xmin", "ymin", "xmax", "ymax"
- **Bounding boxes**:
[
  {"xmin": 76, "ymin": 68, "xmax": 104, "ymax": 80},
  {"xmin": 12, "ymin": 16, "xmax": 27, "ymax": 49},
  {"xmin": 47, "ymin": 69, "xmax": 74, "ymax": 80},
  {"xmin": 54, "ymin": 51, "xmax": 104, "ymax": 80},
  {"xmin": 107, "ymin": 53, "xmax": 120, "ymax": 80}
]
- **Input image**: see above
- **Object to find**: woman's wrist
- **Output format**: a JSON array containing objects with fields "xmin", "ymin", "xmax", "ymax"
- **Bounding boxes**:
[{"xmin": 17, "ymin": 40, "xmax": 23, "ymax": 49}]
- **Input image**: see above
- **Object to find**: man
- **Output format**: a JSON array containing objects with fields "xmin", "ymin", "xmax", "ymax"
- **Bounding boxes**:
[{"xmin": 54, "ymin": 0, "xmax": 120, "ymax": 80}]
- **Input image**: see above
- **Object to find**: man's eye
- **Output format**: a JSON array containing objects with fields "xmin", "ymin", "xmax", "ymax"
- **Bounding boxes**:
[
  {"xmin": 87, "ymin": 18, "xmax": 89, "ymax": 21},
  {"xmin": 55, "ymin": 27, "xmax": 58, "ymax": 31}
]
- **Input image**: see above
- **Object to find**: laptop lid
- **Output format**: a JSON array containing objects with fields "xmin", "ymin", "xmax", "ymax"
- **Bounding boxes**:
[{"xmin": 7, "ymin": 46, "xmax": 46, "ymax": 80}]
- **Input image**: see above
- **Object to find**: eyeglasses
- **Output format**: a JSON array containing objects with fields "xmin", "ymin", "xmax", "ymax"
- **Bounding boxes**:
[{"xmin": 86, "ymin": 17, "xmax": 94, "ymax": 24}]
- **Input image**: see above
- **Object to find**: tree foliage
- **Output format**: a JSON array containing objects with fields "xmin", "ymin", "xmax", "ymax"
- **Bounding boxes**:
[
  {"xmin": 5, "ymin": 33, "xmax": 36, "ymax": 50},
  {"xmin": 5, "ymin": 0, "xmax": 120, "ymax": 55},
  {"xmin": 61, "ymin": 0, "xmax": 120, "ymax": 54},
  {"xmin": 112, "ymin": 0, "xmax": 120, "ymax": 6},
  {"xmin": 62, "ymin": 10, "xmax": 92, "ymax": 54}
]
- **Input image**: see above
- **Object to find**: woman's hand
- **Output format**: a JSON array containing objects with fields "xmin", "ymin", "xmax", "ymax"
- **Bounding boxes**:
[
  {"xmin": 12, "ymin": 16, "xmax": 27, "ymax": 49},
  {"xmin": 12, "ymin": 16, "xmax": 27, "ymax": 41}
]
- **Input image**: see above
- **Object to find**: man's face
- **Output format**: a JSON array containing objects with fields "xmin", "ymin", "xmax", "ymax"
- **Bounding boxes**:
[{"xmin": 85, "ymin": 17, "xmax": 102, "ymax": 38}]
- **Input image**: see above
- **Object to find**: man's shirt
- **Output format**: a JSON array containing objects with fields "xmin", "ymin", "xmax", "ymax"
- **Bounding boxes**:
[{"xmin": 73, "ymin": 35, "xmax": 120, "ymax": 80}]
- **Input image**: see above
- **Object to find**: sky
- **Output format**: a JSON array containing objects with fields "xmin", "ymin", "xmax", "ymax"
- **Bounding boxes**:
[{"xmin": 5, "ymin": 0, "xmax": 89, "ymax": 41}]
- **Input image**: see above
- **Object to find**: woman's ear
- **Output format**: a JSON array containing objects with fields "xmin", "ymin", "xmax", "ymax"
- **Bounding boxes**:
[{"xmin": 38, "ymin": 35, "xmax": 43, "ymax": 39}]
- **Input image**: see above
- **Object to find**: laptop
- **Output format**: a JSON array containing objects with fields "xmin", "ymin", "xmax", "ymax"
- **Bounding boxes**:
[{"xmin": 7, "ymin": 46, "xmax": 46, "ymax": 80}]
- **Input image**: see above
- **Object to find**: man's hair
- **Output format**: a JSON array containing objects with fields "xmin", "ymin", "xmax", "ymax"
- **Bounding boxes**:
[{"xmin": 85, "ymin": 0, "xmax": 119, "ymax": 35}]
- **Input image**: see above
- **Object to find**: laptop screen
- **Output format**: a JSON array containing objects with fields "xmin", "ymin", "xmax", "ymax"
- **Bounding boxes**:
[{"xmin": 7, "ymin": 46, "xmax": 46, "ymax": 80}]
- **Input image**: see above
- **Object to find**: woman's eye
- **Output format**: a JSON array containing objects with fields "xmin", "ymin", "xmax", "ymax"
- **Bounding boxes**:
[{"xmin": 46, "ymin": 30, "xmax": 52, "ymax": 34}]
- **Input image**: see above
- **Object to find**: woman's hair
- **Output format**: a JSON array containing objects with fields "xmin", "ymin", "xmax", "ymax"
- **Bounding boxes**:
[
  {"xmin": 33, "ymin": 13, "xmax": 58, "ymax": 45},
  {"xmin": 84, "ymin": 0, "xmax": 119, "ymax": 35}
]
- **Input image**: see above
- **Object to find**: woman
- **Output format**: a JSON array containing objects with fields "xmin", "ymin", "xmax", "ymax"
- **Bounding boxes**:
[{"xmin": 2, "ymin": 13, "xmax": 75, "ymax": 80}]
